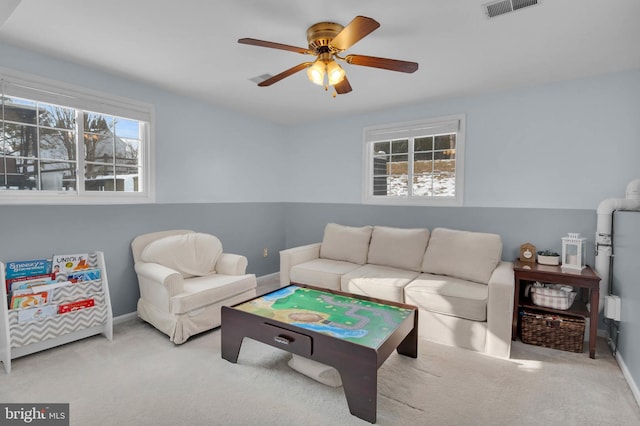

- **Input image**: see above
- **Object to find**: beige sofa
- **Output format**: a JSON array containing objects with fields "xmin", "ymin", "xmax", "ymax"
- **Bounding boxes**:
[{"xmin": 280, "ymin": 223, "xmax": 515, "ymax": 359}]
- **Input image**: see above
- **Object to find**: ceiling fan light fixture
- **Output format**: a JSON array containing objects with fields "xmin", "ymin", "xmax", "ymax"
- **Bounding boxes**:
[
  {"xmin": 326, "ymin": 60, "xmax": 346, "ymax": 86},
  {"xmin": 307, "ymin": 60, "xmax": 326, "ymax": 85}
]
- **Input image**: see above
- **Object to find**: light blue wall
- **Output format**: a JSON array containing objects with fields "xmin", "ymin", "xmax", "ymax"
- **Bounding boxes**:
[
  {"xmin": 0, "ymin": 42, "xmax": 287, "ymax": 203},
  {"xmin": 283, "ymin": 70, "xmax": 640, "ymax": 209}
]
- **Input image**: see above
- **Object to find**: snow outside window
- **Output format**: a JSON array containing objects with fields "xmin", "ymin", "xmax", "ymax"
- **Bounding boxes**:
[
  {"xmin": 0, "ymin": 68, "xmax": 154, "ymax": 205},
  {"xmin": 362, "ymin": 115, "xmax": 465, "ymax": 206}
]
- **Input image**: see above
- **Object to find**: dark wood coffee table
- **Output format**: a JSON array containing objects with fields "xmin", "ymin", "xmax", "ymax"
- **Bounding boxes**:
[{"xmin": 221, "ymin": 283, "xmax": 418, "ymax": 423}]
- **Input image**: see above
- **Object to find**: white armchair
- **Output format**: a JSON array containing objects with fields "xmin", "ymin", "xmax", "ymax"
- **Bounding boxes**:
[{"xmin": 131, "ymin": 229, "xmax": 257, "ymax": 344}]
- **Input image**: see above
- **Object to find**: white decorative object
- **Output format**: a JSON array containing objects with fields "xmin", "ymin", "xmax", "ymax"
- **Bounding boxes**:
[{"xmin": 562, "ymin": 233, "xmax": 587, "ymax": 271}]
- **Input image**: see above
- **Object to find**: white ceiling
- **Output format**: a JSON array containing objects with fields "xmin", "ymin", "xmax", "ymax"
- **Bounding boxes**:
[{"xmin": 1, "ymin": 0, "xmax": 639, "ymax": 125}]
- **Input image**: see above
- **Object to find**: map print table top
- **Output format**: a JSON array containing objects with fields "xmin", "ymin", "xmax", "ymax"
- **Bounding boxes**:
[{"xmin": 233, "ymin": 285, "xmax": 413, "ymax": 349}]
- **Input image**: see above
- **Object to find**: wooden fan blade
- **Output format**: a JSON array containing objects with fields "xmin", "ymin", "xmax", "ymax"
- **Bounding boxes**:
[
  {"xmin": 344, "ymin": 54, "xmax": 419, "ymax": 73},
  {"xmin": 334, "ymin": 76, "xmax": 352, "ymax": 94},
  {"xmin": 238, "ymin": 38, "xmax": 312, "ymax": 55},
  {"xmin": 330, "ymin": 16, "xmax": 380, "ymax": 51},
  {"xmin": 257, "ymin": 62, "xmax": 312, "ymax": 87}
]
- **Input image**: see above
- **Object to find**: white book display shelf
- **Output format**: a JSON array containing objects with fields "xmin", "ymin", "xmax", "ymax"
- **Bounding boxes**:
[{"xmin": 0, "ymin": 251, "xmax": 113, "ymax": 373}]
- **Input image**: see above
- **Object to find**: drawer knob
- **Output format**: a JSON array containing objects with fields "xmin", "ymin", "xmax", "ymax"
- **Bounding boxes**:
[{"xmin": 274, "ymin": 335, "xmax": 292, "ymax": 345}]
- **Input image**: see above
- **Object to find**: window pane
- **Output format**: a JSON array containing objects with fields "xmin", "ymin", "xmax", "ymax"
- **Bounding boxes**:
[
  {"xmin": 40, "ymin": 161, "xmax": 73, "ymax": 191},
  {"xmin": 413, "ymin": 173, "xmax": 433, "ymax": 197},
  {"xmin": 84, "ymin": 132, "xmax": 114, "ymax": 163},
  {"xmin": 387, "ymin": 175, "xmax": 408, "ymax": 196},
  {"xmin": 84, "ymin": 113, "xmax": 114, "ymax": 133},
  {"xmin": 434, "ymin": 134, "xmax": 456, "ymax": 151},
  {"xmin": 373, "ymin": 156, "xmax": 388, "ymax": 177},
  {"xmin": 2, "ymin": 97, "xmax": 37, "ymax": 125},
  {"xmin": 115, "ymin": 118, "xmax": 139, "ymax": 139},
  {"xmin": 0, "ymin": 156, "xmax": 36, "ymax": 190},
  {"xmin": 39, "ymin": 103, "xmax": 75, "ymax": 129},
  {"xmin": 415, "ymin": 136, "xmax": 433, "ymax": 152},
  {"xmin": 373, "ymin": 141, "xmax": 390, "ymax": 155},
  {"xmin": 414, "ymin": 152, "xmax": 433, "ymax": 162},
  {"xmin": 3, "ymin": 123, "xmax": 38, "ymax": 157},
  {"xmin": 391, "ymin": 139, "xmax": 408, "ymax": 154},
  {"xmin": 433, "ymin": 170, "xmax": 456, "ymax": 196},
  {"xmin": 85, "ymin": 161, "xmax": 112, "ymax": 181},
  {"xmin": 39, "ymin": 128, "xmax": 75, "ymax": 160},
  {"xmin": 116, "ymin": 166, "xmax": 139, "ymax": 192},
  {"xmin": 118, "ymin": 138, "xmax": 139, "ymax": 165}
]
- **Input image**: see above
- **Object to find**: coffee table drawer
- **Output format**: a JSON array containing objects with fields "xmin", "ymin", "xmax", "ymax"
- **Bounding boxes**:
[{"xmin": 261, "ymin": 323, "xmax": 312, "ymax": 357}]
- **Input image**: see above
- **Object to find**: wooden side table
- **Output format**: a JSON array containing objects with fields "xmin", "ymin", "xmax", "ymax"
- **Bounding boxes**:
[{"xmin": 512, "ymin": 260, "xmax": 601, "ymax": 358}]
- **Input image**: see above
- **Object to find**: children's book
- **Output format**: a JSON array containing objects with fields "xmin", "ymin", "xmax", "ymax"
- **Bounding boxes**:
[
  {"xmin": 18, "ymin": 304, "xmax": 58, "ymax": 323},
  {"xmin": 10, "ymin": 276, "xmax": 56, "ymax": 292},
  {"xmin": 66, "ymin": 269, "xmax": 101, "ymax": 283},
  {"xmin": 58, "ymin": 298, "xmax": 94, "ymax": 314},
  {"xmin": 5, "ymin": 273, "xmax": 53, "ymax": 293},
  {"xmin": 10, "ymin": 291, "xmax": 49, "ymax": 310},
  {"xmin": 4, "ymin": 259, "xmax": 52, "ymax": 280},
  {"xmin": 51, "ymin": 253, "xmax": 90, "ymax": 274}
]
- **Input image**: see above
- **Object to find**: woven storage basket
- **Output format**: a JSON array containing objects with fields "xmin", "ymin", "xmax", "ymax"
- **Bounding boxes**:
[{"xmin": 521, "ymin": 309, "xmax": 585, "ymax": 353}]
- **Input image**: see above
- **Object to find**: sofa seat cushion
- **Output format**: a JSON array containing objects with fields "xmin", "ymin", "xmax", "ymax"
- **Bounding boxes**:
[
  {"xmin": 421, "ymin": 228, "xmax": 502, "ymax": 284},
  {"xmin": 140, "ymin": 233, "xmax": 223, "ymax": 278},
  {"xmin": 319, "ymin": 223, "xmax": 373, "ymax": 265},
  {"xmin": 341, "ymin": 264, "xmax": 420, "ymax": 303},
  {"xmin": 290, "ymin": 259, "xmax": 362, "ymax": 291},
  {"xmin": 404, "ymin": 273, "xmax": 488, "ymax": 322},
  {"xmin": 367, "ymin": 226, "xmax": 430, "ymax": 272},
  {"xmin": 170, "ymin": 273, "xmax": 256, "ymax": 314}
]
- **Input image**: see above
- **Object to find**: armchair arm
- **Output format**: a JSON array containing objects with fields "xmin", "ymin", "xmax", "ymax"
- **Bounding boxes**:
[
  {"xmin": 215, "ymin": 253, "xmax": 248, "ymax": 275},
  {"xmin": 279, "ymin": 243, "xmax": 322, "ymax": 287},
  {"xmin": 485, "ymin": 261, "xmax": 515, "ymax": 359},
  {"xmin": 134, "ymin": 261, "xmax": 184, "ymax": 299}
]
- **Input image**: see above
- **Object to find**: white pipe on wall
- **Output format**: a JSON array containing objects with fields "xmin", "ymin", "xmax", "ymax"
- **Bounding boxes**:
[{"xmin": 595, "ymin": 179, "xmax": 640, "ymax": 312}]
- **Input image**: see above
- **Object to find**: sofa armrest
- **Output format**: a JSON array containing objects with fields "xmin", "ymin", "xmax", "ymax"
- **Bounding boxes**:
[
  {"xmin": 485, "ymin": 261, "xmax": 515, "ymax": 359},
  {"xmin": 134, "ymin": 261, "xmax": 184, "ymax": 298},
  {"xmin": 279, "ymin": 243, "xmax": 322, "ymax": 287},
  {"xmin": 215, "ymin": 253, "xmax": 248, "ymax": 275}
]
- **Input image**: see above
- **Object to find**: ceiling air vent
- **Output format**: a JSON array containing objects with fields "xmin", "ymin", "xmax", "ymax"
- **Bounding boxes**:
[{"xmin": 483, "ymin": 0, "xmax": 539, "ymax": 18}]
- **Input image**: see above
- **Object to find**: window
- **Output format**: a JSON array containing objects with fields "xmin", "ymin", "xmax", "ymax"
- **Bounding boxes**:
[
  {"xmin": 1, "ymin": 68, "xmax": 154, "ymax": 204},
  {"xmin": 362, "ymin": 115, "xmax": 465, "ymax": 206}
]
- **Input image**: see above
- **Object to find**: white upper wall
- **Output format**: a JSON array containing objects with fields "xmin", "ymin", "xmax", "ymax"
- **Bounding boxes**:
[
  {"xmin": 283, "ymin": 70, "xmax": 640, "ymax": 209},
  {"xmin": 0, "ymin": 42, "xmax": 286, "ymax": 203}
]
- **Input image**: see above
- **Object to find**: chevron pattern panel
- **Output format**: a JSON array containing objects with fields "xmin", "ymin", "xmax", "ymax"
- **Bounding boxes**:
[
  {"xmin": 9, "ymin": 305, "xmax": 108, "ymax": 348},
  {"xmin": 53, "ymin": 281, "xmax": 103, "ymax": 303}
]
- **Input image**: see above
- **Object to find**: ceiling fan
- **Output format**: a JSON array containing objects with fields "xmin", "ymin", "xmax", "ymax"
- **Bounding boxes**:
[{"xmin": 238, "ymin": 16, "xmax": 418, "ymax": 96}]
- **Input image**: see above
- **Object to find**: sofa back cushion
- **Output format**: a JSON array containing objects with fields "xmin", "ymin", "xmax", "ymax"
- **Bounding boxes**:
[
  {"xmin": 421, "ymin": 228, "xmax": 502, "ymax": 284},
  {"xmin": 320, "ymin": 223, "xmax": 373, "ymax": 265},
  {"xmin": 367, "ymin": 226, "xmax": 430, "ymax": 272},
  {"xmin": 140, "ymin": 232, "xmax": 222, "ymax": 278}
]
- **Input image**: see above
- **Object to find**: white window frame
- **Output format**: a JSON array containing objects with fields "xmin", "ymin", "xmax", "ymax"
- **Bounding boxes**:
[
  {"xmin": 0, "ymin": 67, "xmax": 155, "ymax": 205},
  {"xmin": 362, "ymin": 114, "xmax": 465, "ymax": 206}
]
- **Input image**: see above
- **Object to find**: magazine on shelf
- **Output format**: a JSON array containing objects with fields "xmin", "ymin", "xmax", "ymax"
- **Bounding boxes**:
[{"xmin": 51, "ymin": 253, "xmax": 90, "ymax": 274}]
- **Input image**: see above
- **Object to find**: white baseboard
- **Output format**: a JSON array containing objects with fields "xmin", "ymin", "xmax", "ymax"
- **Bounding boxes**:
[
  {"xmin": 257, "ymin": 272, "xmax": 279, "ymax": 284},
  {"xmin": 616, "ymin": 351, "xmax": 640, "ymax": 409},
  {"xmin": 113, "ymin": 311, "xmax": 138, "ymax": 325}
]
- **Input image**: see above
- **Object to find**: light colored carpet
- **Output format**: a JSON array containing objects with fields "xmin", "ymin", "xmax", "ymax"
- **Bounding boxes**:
[{"xmin": 1, "ymin": 318, "xmax": 639, "ymax": 426}]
